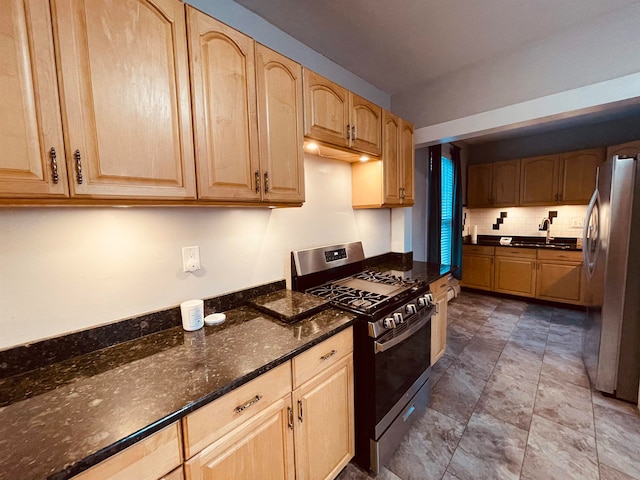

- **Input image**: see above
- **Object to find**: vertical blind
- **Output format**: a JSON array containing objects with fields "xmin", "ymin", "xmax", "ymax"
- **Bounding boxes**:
[{"xmin": 441, "ymin": 156, "xmax": 454, "ymax": 265}]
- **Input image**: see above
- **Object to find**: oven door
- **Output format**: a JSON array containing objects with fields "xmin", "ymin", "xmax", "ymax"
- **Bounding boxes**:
[{"xmin": 372, "ymin": 306, "xmax": 433, "ymax": 438}]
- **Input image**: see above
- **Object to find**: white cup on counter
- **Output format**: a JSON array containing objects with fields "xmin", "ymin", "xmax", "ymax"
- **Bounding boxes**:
[{"xmin": 180, "ymin": 299, "xmax": 204, "ymax": 331}]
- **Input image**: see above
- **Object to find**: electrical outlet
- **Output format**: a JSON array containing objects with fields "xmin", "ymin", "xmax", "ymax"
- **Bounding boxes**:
[
  {"xmin": 570, "ymin": 217, "xmax": 584, "ymax": 228},
  {"xmin": 182, "ymin": 246, "xmax": 201, "ymax": 272}
]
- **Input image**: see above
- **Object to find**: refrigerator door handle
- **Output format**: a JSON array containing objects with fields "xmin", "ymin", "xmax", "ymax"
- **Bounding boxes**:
[{"xmin": 583, "ymin": 187, "xmax": 600, "ymax": 279}]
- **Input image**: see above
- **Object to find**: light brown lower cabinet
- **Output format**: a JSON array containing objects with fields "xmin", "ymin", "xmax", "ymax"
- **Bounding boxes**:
[
  {"xmin": 184, "ymin": 328, "xmax": 354, "ymax": 480},
  {"xmin": 535, "ymin": 250, "xmax": 583, "ymax": 305},
  {"xmin": 72, "ymin": 423, "xmax": 182, "ymax": 480},
  {"xmin": 161, "ymin": 467, "xmax": 184, "ymax": 480},
  {"xmin": 494, "ymin": 248, "xmax": 537, "ymax": 298},
  {"xmin": 462, "ymin": 246, "xmax": 584, "ymax": 305},
  {"xmin": 460, "ymin": 246, "xmax": 494, "ymax": 291},
  {"xmin": 430, "ymin": 276, "xmax": 450, "ymax": 365},
  {"xmin": 184, "ymin": 396, "xmax": 296, "ymax": 479}
]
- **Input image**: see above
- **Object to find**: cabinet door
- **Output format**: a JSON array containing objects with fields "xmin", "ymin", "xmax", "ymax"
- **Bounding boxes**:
[
  {"xmin": 53, "ymin": 0, "xmax": 196, "ymax": 199},
  {"xmin": 558, "ymin": 149, "xmax": 603, "ymax": 204},
  {"xmin": 536, "ymin": 261, "xmax": 582, "ymax": 304},
  {"xmin": 429, "ymin": 277, "xmax": 449, "ymax": 365},
  {"xmin": 382, "ymin": 110, "xmax": 401, "ymax": 205},
  {"xmin": 303, "ymin": 70, "xmax": 349, "ymax": 148},
  {"xmin": 461, "ymin": 254, "xmax": 494, "ymax": 291},
  {"xmin": 349, "ymin": 93, "xmax": 381, "ymax": 156},
  {"xmin": 187, "ymin": 8, "xmax": 260, "ymax": 201},
  {"xmin": 185, "ymin": 396, "xmax": 296, "ymax": 480},
  {"xmin": 494, "ymin": 256, "xmax": 536, "ymax": 297},
  {"xmin": 520, "ymin": 155, "xmax": 559, "ymax": 205},
  {"xmin": 0, "ymin": 0, "xmax": 68, "ymax": 198},
  {"xmin": 256, "ymin": 44, "xmax": 305, "ymax": 204},
  {"xmin": 400, "ymin": 119, "xmax": 415, "ymax": 205},
  {"xmin": 467, "ymin": 164, "xmax": 493, "ymax": 207},
  {"xmin": 606, "ymin": 140, "xmax": 640, "ymax": 159},
  {"xmin": 73, "ymin": 423, "xmax": 182, "ymax": 480},
  {"xmin": 293, "ymin": 355, "xmax": 354, "ymax": 480},
  {"xmin": 492, "ymin": 160, "xmax": 520, "ymax": 206}
]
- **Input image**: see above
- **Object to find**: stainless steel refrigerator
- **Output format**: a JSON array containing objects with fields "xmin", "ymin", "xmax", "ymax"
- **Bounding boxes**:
[{"xmin": 582, "ymin": 154, "xmax": 640, "ymax": 404}]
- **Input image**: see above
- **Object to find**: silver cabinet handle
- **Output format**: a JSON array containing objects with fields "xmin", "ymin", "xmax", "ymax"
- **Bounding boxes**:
[
  {"xmin": 234, "ymin": 394, "xmax": 262, "ymax": 413},
  {"xmin": 255, "ymin": 170, "xmax": 260, "ymax": 193},
  {"xmin": 320, "ymin": 349, "xmax": 337, "ymax": 361},
  {"xmin": 49, "ymin": 147, "xmax": 59, "ymax": 184},
  {"xmin": 297, "ymin": 399, "xmax": 303, "ymax": 422},
  {"xmin": 74, "ymin": 149, "xmax": 83, "ymax": 184},
  {"xmin": 346, "ymin": 123, "xmax": 351, "ymax": 140},
  {"xmin": 264, "ymin": 171, "xmax": 269, "ymax": 193},
  {"xmin": 352, "ymin": 125, "xmax": 356, "ymax": 140},
  {"xmin": 288, "ymin": 406, "xmax": 294, "ymax": 430}
]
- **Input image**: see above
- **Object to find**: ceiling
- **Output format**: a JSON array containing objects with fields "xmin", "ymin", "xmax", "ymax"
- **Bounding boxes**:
[{"xmin": 234, "ymin": 0, "xmax": 640, "ymax": 95}]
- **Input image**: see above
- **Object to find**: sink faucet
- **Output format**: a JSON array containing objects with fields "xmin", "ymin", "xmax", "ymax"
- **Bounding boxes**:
[{"xmin": 539, "ymin": 218, "xmax": 554, "ymax": 244}]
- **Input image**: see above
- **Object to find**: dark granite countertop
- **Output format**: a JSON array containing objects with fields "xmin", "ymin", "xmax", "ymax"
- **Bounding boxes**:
[
  {"xmin": 0, "ymin": 302, "xmax": 356, "ymax": 480},
  {"xmin": 369, "ymin": 260, "xmax": 454, "ymax": 285},
  {"xmin": 464, "ymin": 235, "xmax": 582, "ymax": 251},
  {"xmin": 248, "ymin": 290, "xmax": 330, "ymax": 323}
]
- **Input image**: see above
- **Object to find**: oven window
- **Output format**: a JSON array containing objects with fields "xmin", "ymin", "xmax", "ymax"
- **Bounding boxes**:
[{"xmin": 374, "ymin": 320, "xmax": 431, "ymax": 425}]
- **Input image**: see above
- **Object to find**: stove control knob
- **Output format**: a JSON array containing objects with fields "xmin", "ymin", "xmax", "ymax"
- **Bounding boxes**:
[
  {"xmin": 417, "ymin": 296, "xmax": 428, "ymax": 308},
  {"xmin": 393, "ymin": 312, "xmax": 404, "ymax": 324},
  {"xmin": 383, "ymin": 317, "xmax": 396, "ymax": 329},
  {"xmin": 405, "ymin": 303, "xmax": 417, "ymax": 315}
]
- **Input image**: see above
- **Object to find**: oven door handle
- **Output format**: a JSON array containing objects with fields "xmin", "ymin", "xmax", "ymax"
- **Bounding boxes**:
[{"xmin": 374, "ymin": 309, "xmax": 432, "ymax": 354}]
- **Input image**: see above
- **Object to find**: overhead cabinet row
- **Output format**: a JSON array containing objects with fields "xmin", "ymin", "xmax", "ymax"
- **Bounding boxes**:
[
  {"xmin": 1, "ymin": 0, "xmax": 413, "ymax": 209},
  {"xmin": 303, "ymin": 70, "xmax": 415, "ymax": 207},
  {"xmin": 467, "ymin": 148, "xmax": 604, "ymax": 207}
]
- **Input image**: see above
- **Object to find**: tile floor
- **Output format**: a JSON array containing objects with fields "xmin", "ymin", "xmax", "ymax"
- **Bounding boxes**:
[{"xmin": 337, "ymin": 291, "xmax": 640, "ymax": 480}]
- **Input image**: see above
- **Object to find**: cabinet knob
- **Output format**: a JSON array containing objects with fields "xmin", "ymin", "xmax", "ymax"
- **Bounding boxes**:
[
  {"xmin": 255, "ymin": 170, "xmax": 260, "ymax": 193},
  {"xmin": 49, "ymin": 147, "xmax": 59, "ymax": 184},
  {"xmin": 74, "ymin": 149, "xmax": 83, "ymax": 184}
]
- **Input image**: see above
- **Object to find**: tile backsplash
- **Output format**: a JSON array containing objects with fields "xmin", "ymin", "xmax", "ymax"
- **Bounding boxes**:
[{"xmin": 464, "ymin": 205, "xmax": 588, "ymax": 239}]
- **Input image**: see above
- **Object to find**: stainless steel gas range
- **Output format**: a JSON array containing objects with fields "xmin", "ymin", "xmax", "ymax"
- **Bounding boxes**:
[{"xmin": 291, "ymin": 242, "xmax": 435, "ymax": 474}]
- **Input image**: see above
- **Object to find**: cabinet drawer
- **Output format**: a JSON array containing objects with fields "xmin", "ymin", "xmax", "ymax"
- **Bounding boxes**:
[
  {"xmin": 429, "ymin": 275, "xmax": 450, "ymax": 296},
  {"xmin": 182, "ymin": 361, "xmax": 292, "ymax": 458},
  {"xmin": 463, "ymin": 245, "xmax": 494, "ymax": 255},
  {"xmin": 293, "ymin": 327, "xmax": 353, "ymax": 389},
  {"xmin": 495, "ymin": 247, "xmax": 537, "ymax": 258},
  {"xmin": 537, "ymin": 249, "xmax": 582, "ymax": 262},
  {"xmin": 73, "ymin": 423, "xmax": 181, "ymax": 480},
  {"xmin": 161, "ymin": 467, "xmax": 184, "ymax": 480}
]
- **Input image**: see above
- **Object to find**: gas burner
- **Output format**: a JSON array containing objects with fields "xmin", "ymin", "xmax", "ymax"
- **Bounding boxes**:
[
  {"xmin": 354, "ymin": 270, "xmax": 420, "ymax": 287},
  {"xmin": 306, "ymin": 283, "xmax": 389, "ymax": 313}
]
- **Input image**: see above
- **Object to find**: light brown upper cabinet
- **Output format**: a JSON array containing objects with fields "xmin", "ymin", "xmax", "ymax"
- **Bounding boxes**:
[
  {"xmin": 187, "ymin": 9, "xmax": 304, "ymax": 205},
  {"xmin": 558, "ymin": 148, "xmax": 604, "ymax": 204},
  {"xmin": 187, "ymin": 9, "xmax": 260, "ymax": 202},
  {"xmin": 54, "ymin": 0, "xmax": 196, "ymax": 199},
  {"xmin": 519, "ymin": 155, "xmax": 560, "ymax": 205},
  {"xmin": 351, "ymin": 112, "xmax": 414, "ymax": 208},
  {"xmin": 467, "ymin": 160, "xmax": 520, "ymax": 207},
  {"xmin": 607, "ymin": 140, "xmax": 640, "ymax": 159},
  {"xmin": 303, "ymin": 70, "xmax": 382, "ymax": 157},
  {"xmin": 0, "ymin": 0, "xmax": 69, "ymax": 198},
  {"xmin": 255, "ymin": 44, "xmax": 305, "ymax": 204},
  {"xmin": 520, "ymin": 149, "xmax": 603, "ymax": 206}
]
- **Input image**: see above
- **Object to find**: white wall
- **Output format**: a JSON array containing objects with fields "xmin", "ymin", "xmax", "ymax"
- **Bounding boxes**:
[
  {"xmin": 186, "ymin": 0, "xmax": 389, "ymax": 109},
  {"xmin": 0, "ymin": 156, "xmax": 390, "ymax": 350},
  {"xmin": 392, "ymin": 4, "xmax": 640, "ymax": 129}
]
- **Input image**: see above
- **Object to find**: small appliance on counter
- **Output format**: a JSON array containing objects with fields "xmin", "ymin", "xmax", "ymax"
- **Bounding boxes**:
[{"xmin": 291, "ymin": 242, "xmax": 435, "ymax": 474}]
